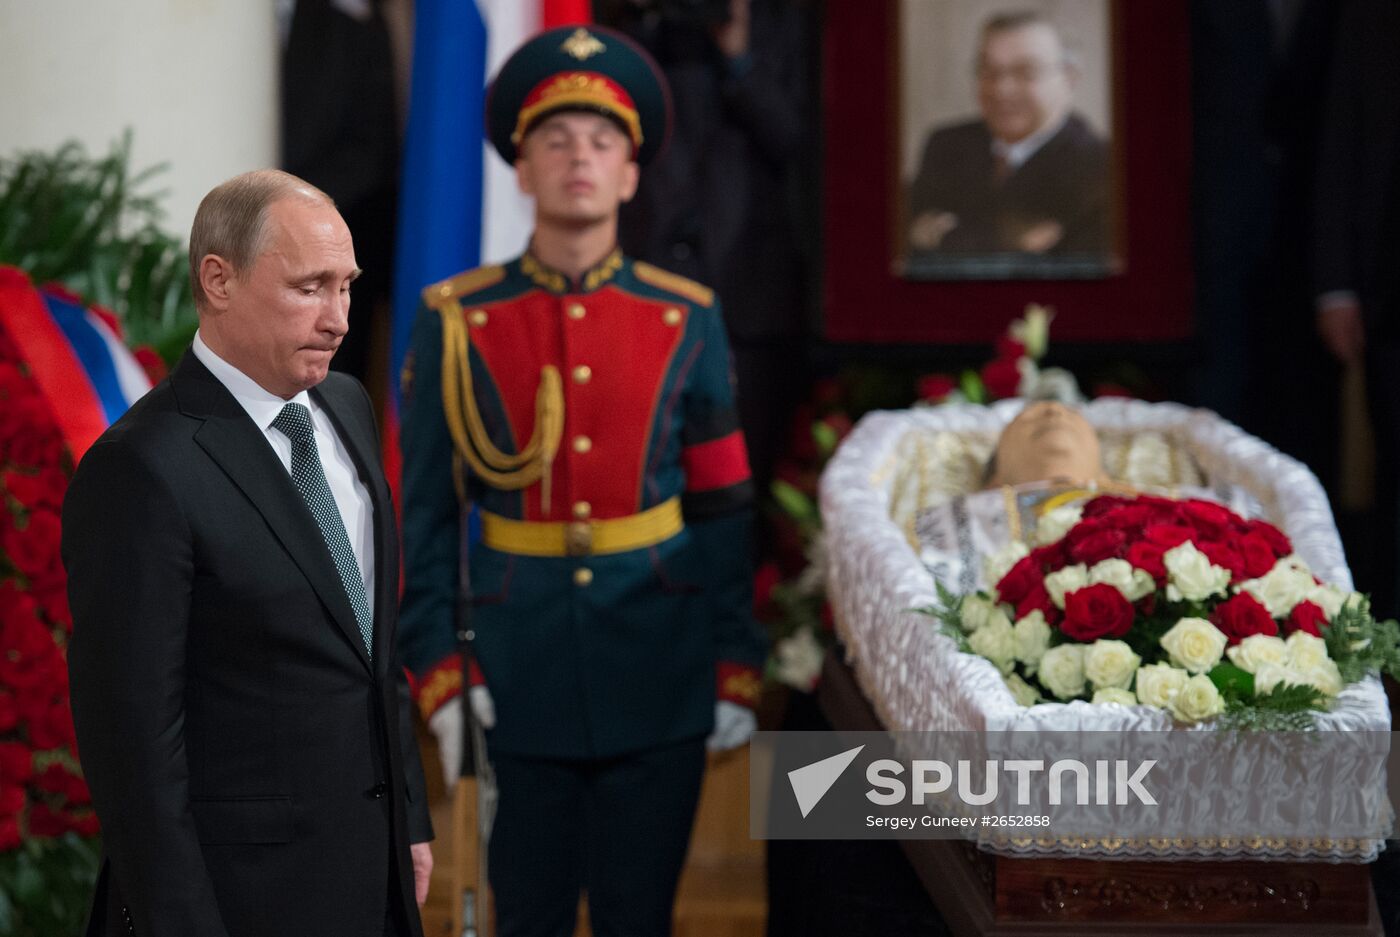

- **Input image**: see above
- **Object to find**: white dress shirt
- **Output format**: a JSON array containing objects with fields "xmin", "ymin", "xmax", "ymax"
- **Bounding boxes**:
[
  {"xmin": 992, "ymin": 113, "xmax": 1070, "ymax": 173},
  {"xmin": 192, "ymin": 332, "xmax": 376, "ymax": 608}
]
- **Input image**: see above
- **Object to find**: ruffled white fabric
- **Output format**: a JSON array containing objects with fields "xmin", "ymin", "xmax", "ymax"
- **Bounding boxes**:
[{"xmin": 820, "ymin": 398, "xmax": 1389, "ymax": 861}]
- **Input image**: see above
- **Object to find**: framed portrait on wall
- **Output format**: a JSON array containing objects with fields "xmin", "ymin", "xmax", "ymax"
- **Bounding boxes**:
[
  {"xmin": 897, "ymin": 0, "xmax": 1120, "ymax": 279},
  {"xmin": 823, "ymin": 0, "xmax": 1191, "ymax": 345}
]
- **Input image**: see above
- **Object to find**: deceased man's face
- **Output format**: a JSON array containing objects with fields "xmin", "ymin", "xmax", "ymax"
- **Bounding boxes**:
[
  {"xmin": 976, "ymin": 23, "xmax": 1076, "ymax": 144},
  {"xmin": 988, "ymin": 401, "xmax": 1104, "ymax": 488}
]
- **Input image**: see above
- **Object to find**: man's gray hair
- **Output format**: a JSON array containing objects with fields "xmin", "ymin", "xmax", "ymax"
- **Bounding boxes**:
[
  {"xmin": 188, "ymin": 169, "xmax": 334, "ymax": 308},
  {"xmin": 981, "ymin": 9, "xmax": 1080, "ymax": 70}
]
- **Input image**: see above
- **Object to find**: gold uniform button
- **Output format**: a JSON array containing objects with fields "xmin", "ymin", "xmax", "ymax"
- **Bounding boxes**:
[
  {"xmin": 567, "ymin": 303, "xmax": 587, "ymax": 320},
  {"xmin": 572, "ymin": 364, "xmax": 592, "ymax": 384},
  {"xmin": 438, "ymin": 284, "xmax": 453, "ymax": 298},
  {"xmin": 574, "ymin": 567, "xmax": 593, "ymax": 587},
  {"xmin": 468, "ymin": 309, "xmax": 488, "ymax": 327},
  {"xmin": 573, "ymin": 501, "xmax": 591, "ymax": 520},
  {"xmin": 663, "ymin": 307, "xmax": 683, "ymax": 326},
  {"xmin": 572, "ymin": 435, "xmax": 592, "ymax": 454}
]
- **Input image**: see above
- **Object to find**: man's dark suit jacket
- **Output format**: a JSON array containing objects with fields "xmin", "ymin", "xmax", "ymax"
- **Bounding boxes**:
[
  {"xmin": 63, "ymin": 352, "xmax": 431, "ymax": 937},
  {"xmin": 906, "ymin": 112, "xmax": 1111, "ymax": 255}
]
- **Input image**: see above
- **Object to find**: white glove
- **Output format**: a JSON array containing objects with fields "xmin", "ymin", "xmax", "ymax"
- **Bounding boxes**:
[
  {"xmin": 426, "ymin": 688, "xmax": 497, "ymax": 787},
  {"xmin": 706, "ymin": 700, "xmax": 756, "ymax": 752}
]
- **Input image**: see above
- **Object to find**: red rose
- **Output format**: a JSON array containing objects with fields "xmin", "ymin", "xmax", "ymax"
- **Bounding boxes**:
[
  {"xmin": 1, "ymin": 426, "xmax": 66, "ymax": 475},
  {"xmin": 0, "ymin": 693, "xmax": 15, "ymax": 733},
  {"xmin": 27, "ymin": 802, "xmax": 67, "ymax": 838},
  {"xmin": 980, "ymin": 358, "xmax": 1022, "ymax": 400},
  {"xmin": 1144, "ymin": 524, "xmax": 1195, "ymax": 548},
  {"xmin": 1246, "ymin": 519, "xmax": 1293, "ymax": 558},
  {"xmin": 1068, "ymin": 527, "xmax": 1128, "ymax": 565},
  {"xmin": 33, "ymin": 584, "xmax": 71, "ymax": 631},
  {"xmin": 752, "ymin": 563, "xmax": 781, "ymax": 618},
  {"xmin": 3, "ymin": 466, "xmax": 67, "ymax": 511},
  {"xmin": 1060, "ymin": 583, "xmax": 1135, "ymax": 641},
  {"xmin": 0, "ymin": 817, "xmax": 19, "ymax": 851},
  {"xmin": 820, "ymin": 412, "xmax": 854, "ymax": 443},
  {"xmin": 1197, "ymin": 541, "xmax": 1246, "ymax": 582},
  {"xmin": 35, "ymin": 763, "xmax": 72, "ymax": 795},
  {"xmin": 1238, "ymin": 533, "xmax": 1279, "ymax": 579},
  {"xmin": 0, "ymin": 743, "xmax": 32, "ymax": 784},
  {"xmin": 1029, "ymin": 541, "xmax": 1067, "ymax": 569},
  {"xmin": 2, "ymin": 506, "xmax": 62, "ymax": 579},
  {"xmin": 1210, "ymin": 592, "xmax": 1278, "ymax": 644},
  {"xmin": 0, "ymin": 783, "xmax": 24, "ymax": 817},
  {"xmin": 1016, "ymin": 580, "xmax": 1059, "ymax": 624},
  {"xmin": 1127, "ymin": 541, "xmax": 1167, "ymax": 581},
  {"xmin": 1182, "ymin": 499, "xmax": 1235, "ymax": 539},
  {"xmin": 916, "ymin": 373, "xmax": 956, "ymax": 403},
  {"xmin": 27, "ymin": 700, "xmax": 76, "ymax": 751},
  {"xmin": 1099, "ymin": 503, "xmax": 1153, "ymax": 533},
  {"xmin": 1287, "ymin": 600, "xmax": 1328, "ymax": 638},
  {"xmin": 995, "ymin": 335, "xmax": 1027, "ymax": 361},
  {"xmin": 66, "ymin": 774, "xmax": 92, "ymax": 806},
  {"xmin": 996, "ymin": 555, "xmax": 1042, "ymax": 606}
]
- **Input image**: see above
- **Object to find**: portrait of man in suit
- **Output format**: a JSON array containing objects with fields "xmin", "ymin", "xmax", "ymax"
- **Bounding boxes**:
[
  {"xmin": 62, "ymin": 170, "xmax": 433, "ymax": 937},
  {"xmin": 901, "ymin": 4, "xmax": 1115, "ymax": 277}
]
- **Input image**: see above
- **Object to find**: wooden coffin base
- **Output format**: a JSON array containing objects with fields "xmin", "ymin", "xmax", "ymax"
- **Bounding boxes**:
[{"xmin": 815, "ymin": 651, "xmax": 1382, "ymax": 936}]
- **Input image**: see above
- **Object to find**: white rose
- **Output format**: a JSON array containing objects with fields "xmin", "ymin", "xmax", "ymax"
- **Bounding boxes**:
[
  {"xmin": 1303, "ymin": 659, "xmax": 1344, "ymax": 697},
  {"xmin": 774, "ymin": 627, "xmax": 824, "ymax": 692},
  {"xmin": 1238, "ymin": 561, "xmax": 1315, "ymax": 618},
  {"xmin": 1038, "ymin": 644, "xmax": 1087, "ymax": 700},
  {"xmin": 1163, "ymin": 541, "xmax": 1231, "ymax": 603},
  {"xmin": 1084, "ymin": 639, "xmax": 1142, "ymax": 691},
  {"xmin": 1169, "ymin": 674, "xmax": 1226, "ymax": 723},
  {"xmin": 1225, "ymin": 634, "xmax": 1288, "ymax": 674},
  {"xmin": 1253, "ymin": 661, "xmax": 1304, "ymax": 696},
  {"xmin": 1279, "ymin": 553, "xmax": 1312, "ymax": 575},
  {"xmin": 1135, "ymin": 662, "xmax": 1189, "ymax": 708},
  {"xmin": 1285, "ymin": 630, "xmax": 1330, "ymax": 671},
  {"xmin": 1044, "ymin": 564, "xmax": 1089, "ymax": 610},
  {"xmin": 959, "ymin": 593, "xmax": 1000, "ymax": 633},
  {"xmin": 968, "ymin": 619, "xmax": 1017, "ymax": 676},
  {"xmin": 984, "ymin": 541, "xmax": 1030, "ymax": 590},
  {"xmin": 1093, "ymin": 687, "xmax": 1138, "ymax": 706},
  {"xmin": 1089, "ymin": 558, "xmax": 1156, "ymax": 603},
  {"xmin": 1159, "ymin": 617, "xmax": 1228, "ymax": 673},
  {"xmin": 1010, "ymin": 303, "xmax": 1051, "ymax": 359},
  {"xmin": 1004, "ymin": 672, "xmax": 1041, "ymax": 707},
  {"xmin": 1036, "ymin": 505, "xmax": 1083, "ymax": 546},
  {"xmin": 1012, "ymin": 611, "xmax": 1052, "ymax": 672}
]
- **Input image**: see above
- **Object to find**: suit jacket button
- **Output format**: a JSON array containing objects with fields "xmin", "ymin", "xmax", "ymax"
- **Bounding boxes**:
[{"xmin": 366, "ymin": 782, "xmax": 387, "ymax": 799}]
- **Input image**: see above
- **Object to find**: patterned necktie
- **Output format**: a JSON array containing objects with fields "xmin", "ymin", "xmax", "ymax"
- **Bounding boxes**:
[{"xmin": 271, "ymin": 402, "xmax": 374, "ymax": 656}]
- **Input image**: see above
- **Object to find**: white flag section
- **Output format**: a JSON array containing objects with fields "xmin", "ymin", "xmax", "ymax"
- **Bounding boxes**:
[{"xmin": 479, "ymin": 0, "xmax": 539, "ymax": 264}]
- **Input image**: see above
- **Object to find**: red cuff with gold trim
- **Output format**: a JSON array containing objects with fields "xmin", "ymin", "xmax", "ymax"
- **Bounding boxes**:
[
  {"xmin": 717, "ymin": 661, "xmax": 762, "ymax": 709},
  {"xmin": 412, "ymin": 655, "xmax": 484, "ymax": 722},
  {"xmin": 684, "ymin": 431, "xmax": 751, "ymax": 492}
]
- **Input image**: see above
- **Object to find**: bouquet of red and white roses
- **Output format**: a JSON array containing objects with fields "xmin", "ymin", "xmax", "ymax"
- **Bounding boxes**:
[{"xmin": 930, "ymin": 494, "xmax": 1400, "ymax": 729}]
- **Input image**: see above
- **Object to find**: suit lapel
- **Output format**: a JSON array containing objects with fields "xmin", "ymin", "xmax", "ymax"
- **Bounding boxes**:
[
  {"xmin": 311, "ymin": 380, "xmax": 398, "ymax": 675},
  {"xmin": 172, "ymin": 354, "xmax": 373, "ymax": 675}
]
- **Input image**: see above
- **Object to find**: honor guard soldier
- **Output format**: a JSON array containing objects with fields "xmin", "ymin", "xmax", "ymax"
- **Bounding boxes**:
[{"xmin": 396, "ymin": 25, "xmax": 767, "ymax": 937}]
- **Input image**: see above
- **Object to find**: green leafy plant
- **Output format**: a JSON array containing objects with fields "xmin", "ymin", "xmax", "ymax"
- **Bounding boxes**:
[{"xmin": 0, "ymin": 132, "xmax": 197, "ymax": 363}]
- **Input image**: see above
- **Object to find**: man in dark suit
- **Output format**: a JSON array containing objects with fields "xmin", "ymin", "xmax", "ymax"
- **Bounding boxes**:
[
  {"xmin": 63, "ymin": 170, "xmax": 432, "ymax": 937},
  {"xmin": 906, "ymin": 10, "xmax": 1110, "ymax": 256}
]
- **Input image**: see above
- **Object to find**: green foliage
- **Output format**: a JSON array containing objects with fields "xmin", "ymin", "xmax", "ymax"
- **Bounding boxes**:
[
  {"xmin": 1217, "ymin": 684, "xmax": 1327, "ymax": 732},
  {"xmin": 770, "ymin": 479, "xmax": 819, "ymax": 535},
  {"xmin": 0, "ymin": 834, "xmax": 101, "ymax": 937},
  {"xmin": 958, "ymin": 369, "xmax": 987, "ymax": 404},
  {"xmin": 915, "ymin": 581, "xmax": 970, "ymax": 651},
  {"xmin": 1323, "ymin": 599, "xmax": 1400, "ymax": 685},
  {"xmin": 0, "ymin": 132, "xmax": 197, "ymax": 363},
  {"xmin": 1208, "ymin": 661, "xmax": 1255, "ymax": 699}
]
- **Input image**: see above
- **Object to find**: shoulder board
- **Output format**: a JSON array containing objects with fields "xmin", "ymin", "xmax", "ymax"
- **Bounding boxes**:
[
  {"xmin": 632, "ymin": 261, "xmax": 715, "ymax": 308},
  {"xmin": 421, "ymin": 265, "xmax": 506, "ymax": 307}
]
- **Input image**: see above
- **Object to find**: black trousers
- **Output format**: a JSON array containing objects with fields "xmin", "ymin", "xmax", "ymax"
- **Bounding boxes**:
[{"xmin": 488, "ymin": 736, "xmax": 706, "ymax": 937}]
